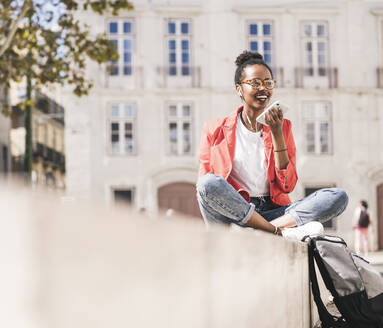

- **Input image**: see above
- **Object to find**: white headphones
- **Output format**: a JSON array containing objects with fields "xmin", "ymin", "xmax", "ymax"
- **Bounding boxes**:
[{"xmin": 238, "ymin": 88, "xmax": 243, "ymax": 99}]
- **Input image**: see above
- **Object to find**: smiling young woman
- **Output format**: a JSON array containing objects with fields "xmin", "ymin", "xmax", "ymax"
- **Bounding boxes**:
[{"xmin": 196, "ymin": 51, "xmax": 349, "ymax": 240}]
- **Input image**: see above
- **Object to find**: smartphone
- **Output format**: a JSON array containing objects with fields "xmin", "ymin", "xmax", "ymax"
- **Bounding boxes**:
[{"xmin": 256, "ymin": 100, "xmax": 290, "ymax": 126}]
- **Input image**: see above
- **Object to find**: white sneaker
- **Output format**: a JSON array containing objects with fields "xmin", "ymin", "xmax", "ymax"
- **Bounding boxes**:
[{"xmin": 281, "ymin": 221, "xmax": 324, "ymax": 242}]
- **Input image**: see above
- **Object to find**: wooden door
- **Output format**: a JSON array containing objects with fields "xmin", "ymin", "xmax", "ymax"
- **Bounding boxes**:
[
  {"xmin": 378, "ymin": 184, "xmax": 383, "ymax": 249},
  {"xmin": 158, "ymin": 182, "xmax": 201, "ymax": 219}
]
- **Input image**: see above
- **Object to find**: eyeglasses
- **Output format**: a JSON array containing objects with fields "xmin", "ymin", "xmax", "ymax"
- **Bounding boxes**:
[{"xmin": 241, "ymin": 78, "xmax": 276, "ymax": 90}]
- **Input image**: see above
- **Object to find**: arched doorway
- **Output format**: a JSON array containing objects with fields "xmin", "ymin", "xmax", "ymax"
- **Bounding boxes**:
[
  {"xmin": 377, "ymin": 184, "xmax": 383, "ymax": 249},
  {"xmin": 158, "ymin": 182, "xmax": 201, "ymax": 219}
]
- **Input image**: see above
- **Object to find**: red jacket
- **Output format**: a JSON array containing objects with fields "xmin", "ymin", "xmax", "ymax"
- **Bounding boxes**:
[{"xmin": 198, "ymin": 106, "xmax": 298, "ymax": 206}]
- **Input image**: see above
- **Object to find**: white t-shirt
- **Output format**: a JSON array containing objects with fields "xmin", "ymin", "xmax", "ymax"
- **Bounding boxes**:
[{"xmin": 229, "ymin": 114, "xmax": 270, "ymax": 197}]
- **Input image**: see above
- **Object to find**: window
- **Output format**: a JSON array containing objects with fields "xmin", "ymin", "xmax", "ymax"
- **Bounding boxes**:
[
  {"xmin": 114, "ymin": 189, "xmax": 134, "ymax": 205},
  {"xmin": 165, "ymin": 19, "xmax": 191, "ymax": 76},
  {"xmin": 43, "ymin": 124, "xmax": 48, "ymax": 145},
  {"xmin": 167, "ymin": 103, "xmax": 193, "ymax": 155},
  {"xmin": 53, "ymin": 128, "xmax": 56, "ymax": 150},
  {"xmin": 305, "ymin": 187, "xmax": 335, "ymax": 229},
  {"xmin": 303, "ymin": 102, "xmax": 332, "ymax": 155},
  {"xmin": 2, "ymin": 145, "xmax": 8, "ymax": 173},
  {"xmin": 301, "ymin": 22, "xmax": 328, "ymax": 77},
  {"xmin": 248, "ymin": 21, "xmax": 273, "ymax": 66},
  {"xmin": 32, "ymin": 119, "xmax": 37, "ymax": 145},
  {"xmin": 109, "ymin": 103, "xmax": 136, "ymax": 155},
  {"xmin": 108, "ymin": 19, "xmax": 134, "ymax": 76}
]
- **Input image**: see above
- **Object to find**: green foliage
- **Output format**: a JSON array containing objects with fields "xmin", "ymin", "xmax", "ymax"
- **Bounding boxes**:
[
  {"xmin": 0, "ymin": 0, "xmax": 133, "ymax": 97},
  {"xmin": 1, "ymin": 104, "xmax": 11, "ymax": 116}
]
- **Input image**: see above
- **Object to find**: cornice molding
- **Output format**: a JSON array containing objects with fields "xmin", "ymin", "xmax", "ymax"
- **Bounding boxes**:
[
  {"xmin": 232, "ymin": 6, "xmax": 340, "ymax": 16},
  {"xmin": 152, "ymin": 5, "xmax": 203, "ymax": 15},
  {"xmin": 232, "ymin": 7, "xmax": 286, "ymax": 15}
]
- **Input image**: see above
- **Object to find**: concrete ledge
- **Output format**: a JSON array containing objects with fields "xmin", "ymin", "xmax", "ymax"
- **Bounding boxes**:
[{"xmin": 1, "ymin": 185, "xmax": 313, "ymax": 328}]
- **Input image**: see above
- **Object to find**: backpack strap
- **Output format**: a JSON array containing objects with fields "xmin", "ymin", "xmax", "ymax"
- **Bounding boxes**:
[{"xmin": 307, "ymin": 239, "xmax": 349, "ymax": 328}]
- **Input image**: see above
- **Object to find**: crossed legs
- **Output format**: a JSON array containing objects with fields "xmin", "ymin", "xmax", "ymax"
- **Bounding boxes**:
[{"xmin": 197, "ymin": 173, "xmax": 348, "ymax": 233}]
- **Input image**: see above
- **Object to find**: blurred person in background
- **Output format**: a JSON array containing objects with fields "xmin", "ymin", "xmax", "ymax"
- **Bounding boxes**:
[
  {"xmin": 353, "ymin": 200, "xmax": 371, "ymax": 256},
  {"xmin": 196, "ymin": 51, "xmax": 349, "ymax": 241}
]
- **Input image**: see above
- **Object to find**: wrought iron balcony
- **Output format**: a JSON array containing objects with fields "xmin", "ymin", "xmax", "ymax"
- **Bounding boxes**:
[
  {"xmin": 156, "ymin": 66, "xmax": 201, "ymax": 88},
  {"xmin": 105, "ymin": 66, "xmax": 144, "ymax": 89},
  {"xmin": 34, "ymin": 90, "xmax": 65, "ymax": 123},
  {"xmin": 33, "ymin": 142, "xmax": 65, "ymax": 171},
  {"xmin": 294, "ymin": 67, "xmax": 338, "ymax": 89},
  {"xmin": 33, "ymin": 142, "xmax": 47, "ymax": 159}
]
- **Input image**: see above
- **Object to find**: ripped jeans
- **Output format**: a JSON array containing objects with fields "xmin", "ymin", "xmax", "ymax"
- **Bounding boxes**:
[{"xmin": 196, "ymin": 173, "xmax": 349, "ymax": 228}]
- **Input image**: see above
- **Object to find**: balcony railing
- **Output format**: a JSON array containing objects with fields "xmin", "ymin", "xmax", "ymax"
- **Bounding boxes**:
[
  {"xmin": 46, "ymin": 147, "xmax": 53, "ymax": 163},
  {"xmin": 33, "ymin": 142, "xmax": 47, "ymax": 159},
  {"xmin": 52, "ymin": 150, "xmax": 60, "ymax": 166},
  {"xmin": 105, "ymin": 66, "xmax": 144, "ymax": 89},
  {"xmin": 34, "ymin": 91, "xmax": 65, "ymax": 123},
  {"xmin": 294, "ymin": 67, "xmax": 338, "ymax": 89},
  {"xmin": 156, "ymin": 66, "xmax": 201, "ymax": 88},
  {"xmin": 33, "ymin": 142, "xmax": 65, "ymax": 171},
  {"xmin": 377, "ymin": 68, "xmax": 383, "ymax": 88},
  {"xmin": 52, "ymin": 150, "xmax": 65, "ymax": 168}
]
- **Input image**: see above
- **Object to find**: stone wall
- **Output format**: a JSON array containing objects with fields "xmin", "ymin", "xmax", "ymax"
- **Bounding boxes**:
[{"xmin": 0, "ymin": 185, "xmax": 323, "ymax": 328}]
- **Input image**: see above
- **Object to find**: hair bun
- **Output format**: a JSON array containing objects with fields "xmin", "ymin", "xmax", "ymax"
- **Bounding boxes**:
[{"xmin": 235, "ymin": 51, "xmax": 264, "ymax": 67}]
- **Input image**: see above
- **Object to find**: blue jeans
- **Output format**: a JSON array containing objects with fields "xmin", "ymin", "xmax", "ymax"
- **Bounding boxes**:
[{"xmin": 196, "ymin": 173, "xmax": 349, "ymax": 228}]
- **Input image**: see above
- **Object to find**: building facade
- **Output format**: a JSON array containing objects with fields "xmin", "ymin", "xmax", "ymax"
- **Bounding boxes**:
[
  {"xmin": 62, "ymin": 0, "xmax": 383, "ymax": 249},
  {"xmin": 10, "ymin": 89, "xmax": 66, "ymax": 189},
  {"xmin": 0, "ymin": 86, "xmax": 11, "ymax": 176}
]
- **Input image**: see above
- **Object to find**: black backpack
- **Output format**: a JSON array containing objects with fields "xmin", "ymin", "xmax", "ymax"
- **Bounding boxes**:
[
  {"xmin": 358, "ymin": 209, "xmax": 370, "ymax": 228},
  {"xmin": 307, "ymin": 235, "xmax": 383, "ymax": 328}
]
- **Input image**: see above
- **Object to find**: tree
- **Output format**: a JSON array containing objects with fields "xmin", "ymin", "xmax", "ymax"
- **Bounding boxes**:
[
  {"xmin": 0, "ymin": 0, "xmax": 31, "ymax": 58},
  {"xmin": 0, "ymin": 0, "xmax": 133, "ymax": 178}
]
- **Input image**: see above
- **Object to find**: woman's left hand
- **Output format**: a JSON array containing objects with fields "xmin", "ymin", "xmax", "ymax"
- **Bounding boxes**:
[{"xmin": 265, "ymin": 106, "xmax": 283, "ymax": 134}]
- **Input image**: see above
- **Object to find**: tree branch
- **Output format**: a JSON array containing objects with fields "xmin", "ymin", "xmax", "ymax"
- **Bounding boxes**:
[{"xmin": 0, "ymin": 0, "xmax": 32, "ymax": 57}]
